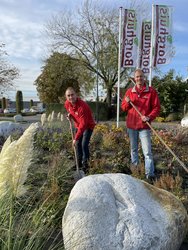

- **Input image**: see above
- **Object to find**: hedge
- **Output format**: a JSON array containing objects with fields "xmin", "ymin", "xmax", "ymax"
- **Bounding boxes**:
[{"xmin": 46, "ymin": 101, "xmax": 110, "ymax": 121}]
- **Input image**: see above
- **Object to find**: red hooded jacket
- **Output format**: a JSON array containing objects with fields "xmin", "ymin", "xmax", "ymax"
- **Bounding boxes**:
[
  {"xmin": 121, "ymin": 84, "xmax": 160, "ymax": 130},
  {"xmin": 64, "ymin": 98, "xmax": 96, "ymax": 140}
]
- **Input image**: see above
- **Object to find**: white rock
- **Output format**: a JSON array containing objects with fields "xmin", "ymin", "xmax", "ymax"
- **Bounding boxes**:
[
  {"xmin": 181, "ymin": 116, "xmax": 188, "ymax": 127},
  {"xmin": 0, "ymin": 121, "xmax": 23, "ymax": 138},
  {"xmin": 14, "ymin": 114, "xmax": 24, "ymax": 122},
  {"xmin": 62, "ymin": 174, "xmax": 188, "ymax": 250}
]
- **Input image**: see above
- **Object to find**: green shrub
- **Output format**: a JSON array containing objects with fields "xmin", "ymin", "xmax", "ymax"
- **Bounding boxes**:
[
  {"xmin": 16, "ymin": 90, "xmax": 23, "ymax": 114},
  {"xmin": 30, "ymin": 99, "xmax": 34, "ymax": 108},
  {"xmin": 46, "ymin": 101, "xmax": 110, "ymax": 121},
  {"xmin": 1, "ymin": 97, "xmax": 6, "ymax": 110},
  {"xmin": 87, "ymin": 101, "xmax": 109, "ymax": 121},
  {"xmin": 155, "ymin": 117, "xmax": 165, "ymax": 122},
  {"xmin": 165, "ymin": 112, "xmax": 181, "ymax": 122},
  {"xmin": 46, "ymin": 103, "xmax": 66, "ymax": 116},
  {"xmin": 34, "ymin": 126, "xmax": 71, "ymax": 152}
]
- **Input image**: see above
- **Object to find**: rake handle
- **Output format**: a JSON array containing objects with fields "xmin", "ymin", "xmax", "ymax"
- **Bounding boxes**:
[{"xmin": 68, "ymin": 118, "xmax": 80, "ymax": 173}]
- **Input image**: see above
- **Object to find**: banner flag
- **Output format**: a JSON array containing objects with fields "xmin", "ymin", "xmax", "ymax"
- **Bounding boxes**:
[
  {"xmin": 152, "ymin": 5, "xmax": 173, "ymax": 67},
  {"xmin": 139, "ymin": 20, "xmax": 152, "ymax": 75},
  {"xmin": 121, "ymin": 9, "xmax": 139, "ymax": 68}
]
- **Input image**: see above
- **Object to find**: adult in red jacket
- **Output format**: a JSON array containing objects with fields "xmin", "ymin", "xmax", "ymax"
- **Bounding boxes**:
[
  {"xmin": 65, "ymin": 87, "xmax": 96, "ymax": 173},
  {"xmin": 121, "ymin": 69, "xmax": 160, "ymax": 180}
]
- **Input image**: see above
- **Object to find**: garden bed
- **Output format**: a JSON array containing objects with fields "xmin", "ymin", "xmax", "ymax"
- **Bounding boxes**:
[{"xmin": 0, "ymin": 119, "xmax": 188, "ymax": 249}]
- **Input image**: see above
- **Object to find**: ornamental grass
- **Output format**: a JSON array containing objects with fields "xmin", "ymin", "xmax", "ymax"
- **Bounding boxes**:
[{"xmin": 0, "ymin": 117, "xmax": 188, "ymax": 248}]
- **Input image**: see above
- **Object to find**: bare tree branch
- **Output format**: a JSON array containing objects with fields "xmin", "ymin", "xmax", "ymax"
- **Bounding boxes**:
[
  {"xmin": 0, "ymin": 43, "xmax": 19, "ymax": 93},
  {"xmin": 44, "ymin": 0, "xmax": 149, "ymax": 105}
]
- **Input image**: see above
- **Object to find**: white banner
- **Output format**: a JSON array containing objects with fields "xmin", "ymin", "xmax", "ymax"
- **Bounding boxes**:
[
  {"xmin": 121, "ymin": 9, "xmax": 139, "ymax": 68},
  {"xmin": 139, "ymin": 20, "xmax": 152, "ymax": 75},
  {"xmin": 152, "ymin": 5, "xmax": 173, "ymax": 67}
]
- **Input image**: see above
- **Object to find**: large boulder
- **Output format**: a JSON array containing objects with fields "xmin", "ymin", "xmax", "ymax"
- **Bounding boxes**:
[
  {"xmin": 0, "ymin": 121, "xmax": 23, "ymax": 139},
  {"xmin": 62, "ymin": 174, "xmax": 188, "ymax": 250}
]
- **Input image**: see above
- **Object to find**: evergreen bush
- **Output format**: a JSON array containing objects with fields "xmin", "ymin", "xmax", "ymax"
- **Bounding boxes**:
[
  {"xmin": 1, "ymin": 97, "xmax": 6, "ymax": 110},
  {"xmin": 165, "ymin": 112, "xmax": 181, "ymax": 122},
  {"xmin": 16, "ymin": 90, "xmax": 23, "ymax": 114},
  {"xmin": 87, "ymin": 101, "xmax": 109, "ymax": 121},
  {"xmin": 30, "ymin": 99, "xmax": 34, "ymax": 108}
]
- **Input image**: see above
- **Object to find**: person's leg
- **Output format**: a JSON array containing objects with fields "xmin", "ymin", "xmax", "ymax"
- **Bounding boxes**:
[
  {"xmin": 139, "ymin": 129, "xmax": 155, "ymax": 178},
  {"xmin": 127, "ymin": 128, "xmax": 139, "ymax": 165},
  {"xmin": 82, "ymin": 129, "xmax": 93, "ymax": 172}
]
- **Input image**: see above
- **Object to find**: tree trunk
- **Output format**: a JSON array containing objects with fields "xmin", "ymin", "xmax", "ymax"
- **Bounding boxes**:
[
  {"xmin": 106, "ymin": 86, "xmax": 113, "ymax": 119},
  {"xmin": 106, "ymin": 87, "xmax": 112, "ymax": 107}
]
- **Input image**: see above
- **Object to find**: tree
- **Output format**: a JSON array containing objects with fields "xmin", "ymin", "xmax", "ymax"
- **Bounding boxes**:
[
  {"xmin": 30, "ymin": 99, "xmax": 34, "ymax": 108},
  {"xmin": 152, "ymin": 70, "xmax": 187, "ymax": 117},
  {"xmin": 0, "ymin": 43, "xmax": 19, "ymax": 93},
  {"xmin": 35, "ymin": 52, "xmax": 94, "ymax": 103},
  {"xmin": 16, "ymin": 90, "xmax": 23, "ymax": 114},
  {"xmin": 1, "ymin": 97, "xmax": 7, "ymax": 110},
  {"xmin": 44, "ymin": 0, "xmax": 148, "ymax": 106}
]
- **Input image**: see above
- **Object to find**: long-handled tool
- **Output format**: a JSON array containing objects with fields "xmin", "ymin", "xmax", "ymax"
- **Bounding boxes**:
[
  {"xmin": 127, "ymin": 77, "xmax": 188, "ymax": 173},
  {"xmin": 115, "ymin": 77, "xmax": 188, "ymax": 173},
  {"xmin": 128, "ymin": 98, "xmax": 188, "ymax": 174},
  {"xmin": 68, "ymin": 117, "xmax": 85, "ymax": 180}
]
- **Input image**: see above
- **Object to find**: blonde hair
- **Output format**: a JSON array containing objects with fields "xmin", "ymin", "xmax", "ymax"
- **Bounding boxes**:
[
  {"xmin": 65, "ymin": 87, "xmax": 76, "ymax": 93},
  {"xmin": 134, "ymin": 68, "xmax": 144, "ymax": 75}
]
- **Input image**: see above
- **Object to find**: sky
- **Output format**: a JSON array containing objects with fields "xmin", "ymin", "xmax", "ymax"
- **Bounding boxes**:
[{"xmin": 0, "ymin": 0, "xmax": 188, "ymax": 101}]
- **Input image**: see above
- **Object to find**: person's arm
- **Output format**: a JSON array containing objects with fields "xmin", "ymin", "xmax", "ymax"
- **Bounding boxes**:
[
  {"xmin": 74, "ymin": 105, "xmax": 88, "ymax": 141},
  {"xmin": 141, "ymin": 115, "xmax": 150, "ymax": 122},
  {"xmin": 66, "ymin": 113, "xmax": 72, "ymax": 120},
  {"xmin": 64, "ymin": 101, "xmax": 77, "ymax": 123},
  {"xmin": 121, "ymin": 90, "xmax": 132, "ymax": 112},
  {"xmin": 67, "ymin": 113, "xmax": 78, "ymax": 124}
]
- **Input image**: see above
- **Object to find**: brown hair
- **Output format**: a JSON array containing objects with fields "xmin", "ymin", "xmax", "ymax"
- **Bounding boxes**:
[{"xmin": 65, "ymin": 87, "xmax": 76, "ymax": 96}]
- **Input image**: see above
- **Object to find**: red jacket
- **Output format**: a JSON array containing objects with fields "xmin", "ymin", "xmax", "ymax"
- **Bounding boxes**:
[
  {"xmin": 65, "ymin": 98, "xmax": 96, "ymax": 140},
  {"xmin": 121, "ymin": 84, "xmax": 160, "ymax": 129}
]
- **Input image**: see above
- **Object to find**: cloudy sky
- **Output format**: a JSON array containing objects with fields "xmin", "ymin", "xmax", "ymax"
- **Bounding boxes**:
[{"xmin": 0, "ymin": 0, "xmax": 188, "ymax": 101}]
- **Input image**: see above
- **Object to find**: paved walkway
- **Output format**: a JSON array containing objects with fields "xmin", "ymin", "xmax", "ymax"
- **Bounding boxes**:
[
  {"xmin": 0, "ymin": 114, "xmax": 42, "ymax": 130},
  {"xmin": 0, "ymin": 115, "xmax": 181, "ymax": 131}
]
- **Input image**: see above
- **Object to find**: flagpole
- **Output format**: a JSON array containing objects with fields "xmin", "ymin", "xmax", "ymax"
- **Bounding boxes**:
[
  {"xmin": 149, "ymin": 4, "xmax": 154, "ymax": 86},
  {"xmin": 117, "ymin": 6, "xmax": 123, "ymax": 128}
]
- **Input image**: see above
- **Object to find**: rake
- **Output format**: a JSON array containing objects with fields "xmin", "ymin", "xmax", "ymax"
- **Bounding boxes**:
[
  {"xmin": 126, "ymin": 78, "xmax": 188, "ymax": 173},
  {"xmin": 68, "ymin": 116, "xmax": 85, "ymax": 180}
]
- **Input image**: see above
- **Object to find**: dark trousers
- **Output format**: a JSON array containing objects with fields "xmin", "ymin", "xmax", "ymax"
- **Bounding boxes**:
[{"xmin": 76, "ymin": 129, "xmax": 93, "ymax": 166}]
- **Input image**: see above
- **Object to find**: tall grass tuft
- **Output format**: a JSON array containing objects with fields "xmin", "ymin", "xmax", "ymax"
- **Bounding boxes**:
[
  {"xmin": 0, "ymin": 188, "xmax": 65, "ymax": 250},
  {"xmin": 0, "ymin": 123, "xmax": 39, "ymax": 198},
  {"xmin": 0, "ymin": 120, "xmax": 74, "ymax": 249}
]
